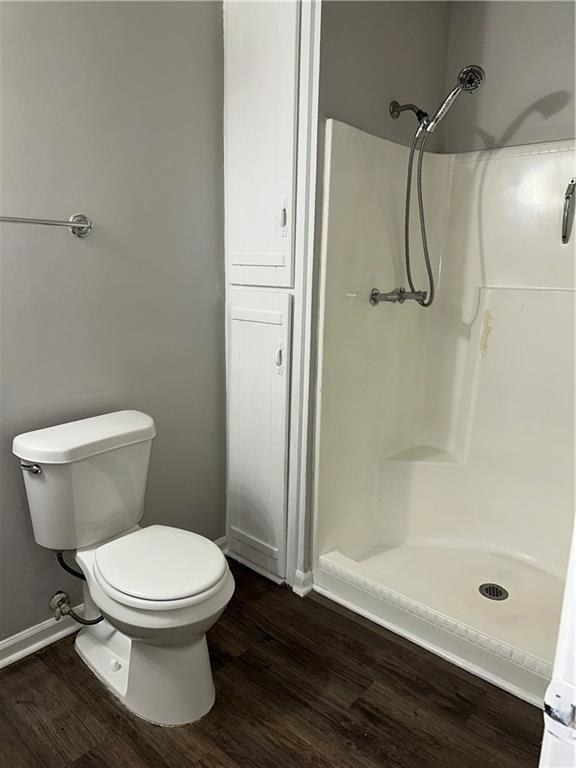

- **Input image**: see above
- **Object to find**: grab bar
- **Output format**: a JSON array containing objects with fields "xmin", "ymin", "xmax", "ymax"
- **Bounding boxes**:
[
  {"xmin": 562, "ymin": 179, "xmax": 575, "ymax": 245},
  {"xmin": 0, "ymin": 213, "xmax": 93, "ymax": 239}
]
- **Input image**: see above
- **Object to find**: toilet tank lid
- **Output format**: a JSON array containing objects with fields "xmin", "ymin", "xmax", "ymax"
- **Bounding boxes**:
[{"xmin": 12, "ymin": 411, "xmax": 156, "ymax": 464}]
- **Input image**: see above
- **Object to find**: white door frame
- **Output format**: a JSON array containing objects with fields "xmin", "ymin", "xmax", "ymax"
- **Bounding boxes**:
[{"xmin": 284, "ymin": 0, "xmax": 322, "ymax": 592}]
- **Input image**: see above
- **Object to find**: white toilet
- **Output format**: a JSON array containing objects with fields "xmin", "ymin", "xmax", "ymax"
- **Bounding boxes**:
[{"xmin": 13, "ymin": 410, "xmax": 234, "ymax": 726}]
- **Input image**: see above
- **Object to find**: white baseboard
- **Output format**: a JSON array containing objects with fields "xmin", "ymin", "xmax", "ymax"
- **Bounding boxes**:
[
  {"xmin": 226, "ymin": 551, "xmax": 284, "ymax": 584},
  {"xmin": 0, "ymin": 604, "xmax": 84, "ymax": 670},
  {"xmin": 292, "ymin": 569, "xmax": 313, "ymax": 597},
  {"xmin": 213, "ymin": 536, "xmax": 228, "ymax": 553}
]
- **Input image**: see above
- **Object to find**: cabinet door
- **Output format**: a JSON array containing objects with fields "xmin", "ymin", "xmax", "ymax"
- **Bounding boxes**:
[
  {"xmin": 224, "ymin": 1, "xmax": 299, "ymax": 287},
  {"xmin": 227, "ymin": 289, "xmax": 291, "ymax": 578}
]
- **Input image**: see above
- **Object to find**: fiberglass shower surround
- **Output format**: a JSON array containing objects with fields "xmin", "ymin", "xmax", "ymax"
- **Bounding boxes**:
[
  {"xmin": 314, "ymin": 119, "xmax": 575, "ymax": 706},
  {"xmin": 371, "ymin": 65, "xmax": 486, "ymax": 308}
]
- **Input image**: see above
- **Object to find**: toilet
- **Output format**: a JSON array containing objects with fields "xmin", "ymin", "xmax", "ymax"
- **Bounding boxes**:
[{"xmin": 13, "ymin": 410, "xmax": 234, "ymax": 726}]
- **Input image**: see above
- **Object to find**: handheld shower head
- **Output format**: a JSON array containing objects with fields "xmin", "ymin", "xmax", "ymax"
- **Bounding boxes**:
[
  {"xmin": 425, "ymin": 64, "xmax": 485, "ymax": 133},
  {"xmin": 458, "ymin": 64, "xmax": 485, "ymax": 92}
]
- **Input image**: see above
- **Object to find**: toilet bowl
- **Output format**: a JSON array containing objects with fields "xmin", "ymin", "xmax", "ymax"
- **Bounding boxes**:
[
  {"xmin": 13, "ymin": 411, "xmax": 234, "ymax": 726},
  {"xmin": 75, "ymin": 525, "xmax": 235, "ymax": 724}
]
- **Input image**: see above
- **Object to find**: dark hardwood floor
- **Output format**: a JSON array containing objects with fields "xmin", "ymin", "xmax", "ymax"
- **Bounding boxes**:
[{"xmin": 0, "ymin": 561, "xmax": 543, "ymax": 768}]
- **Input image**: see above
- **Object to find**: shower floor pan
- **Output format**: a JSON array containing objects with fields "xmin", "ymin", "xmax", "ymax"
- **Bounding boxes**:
[{"xmin": 316, "ymin": 544, "xmax": 563, "ymax": 705}]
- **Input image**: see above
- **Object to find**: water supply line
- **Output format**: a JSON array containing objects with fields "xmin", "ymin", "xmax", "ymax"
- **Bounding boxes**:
[
  {"xmin": 56, "ymin": 550, "xmax": 86, "ymax": 581},
  {"xmin": 53, "ymin": 552, "xmax": 103, "ymax": 626},
  {"xmin": 49, "ymin": 590, "xmax": 103, "ymax": 626}
]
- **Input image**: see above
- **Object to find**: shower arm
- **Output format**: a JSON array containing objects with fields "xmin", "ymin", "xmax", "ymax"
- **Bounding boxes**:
[{"xmin": 389, "ymin": 101, "xmax": 429, "ymax": 124}]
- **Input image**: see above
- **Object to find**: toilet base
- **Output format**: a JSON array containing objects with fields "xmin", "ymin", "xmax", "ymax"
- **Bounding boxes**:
[
  {"xmin": 75, "ymin": 620, "xmax": 130, "ymax": 700},
  {"xmin": 75, "ymin": 621, "xmax": 216, "ymax": 726}
]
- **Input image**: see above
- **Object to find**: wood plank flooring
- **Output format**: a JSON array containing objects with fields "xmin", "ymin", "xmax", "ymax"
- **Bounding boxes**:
[{"xmin": 0, "ymin": 561, "xmax": 544, "ymax": 767}]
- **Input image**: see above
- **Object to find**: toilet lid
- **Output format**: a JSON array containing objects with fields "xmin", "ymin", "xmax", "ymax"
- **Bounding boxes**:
[{"xmin": 94, "ymin": 525, "xmax": 227, "ymax": 601}]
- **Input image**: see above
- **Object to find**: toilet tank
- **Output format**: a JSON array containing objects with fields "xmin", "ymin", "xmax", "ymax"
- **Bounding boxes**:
[{"xmin": 13, "ymin": 411, "xmax": 157, "ymax": 550}]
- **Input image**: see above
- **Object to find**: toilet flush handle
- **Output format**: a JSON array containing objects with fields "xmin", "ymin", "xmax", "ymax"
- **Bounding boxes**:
[{"xmin": 20, "ymin": 462, "xmax": 42, "ymax": 475}]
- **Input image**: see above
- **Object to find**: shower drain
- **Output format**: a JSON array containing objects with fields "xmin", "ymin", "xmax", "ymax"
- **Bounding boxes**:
[{"xmin": 479, "ymin": 583, "xmax": 509, "ymax": 601}]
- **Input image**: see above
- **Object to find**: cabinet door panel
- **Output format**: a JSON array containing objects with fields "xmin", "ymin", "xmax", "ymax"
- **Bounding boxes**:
[
  {"xmin": 224, "ymin": 1, "xmax": 299, "ymax": 287},
  {"xmin": 227, "ymin": 289, "xmax": 291, "ymax": 577}
]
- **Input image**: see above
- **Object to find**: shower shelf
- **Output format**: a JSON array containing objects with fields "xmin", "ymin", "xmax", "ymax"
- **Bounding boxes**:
[{"xmin": 384, "ymin": 445, "xmax": 463, "ymax": 463}]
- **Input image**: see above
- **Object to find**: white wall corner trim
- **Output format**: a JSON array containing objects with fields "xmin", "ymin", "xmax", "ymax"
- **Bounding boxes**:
[
  {"xmin": 0, "ymin": 604, "xmax": 84, "ymax": 670},
  {"xmin": 285, "ymin": 0, "xmax": 322, "ymax": 588},
  {"xmin": 292, "ymin": 569, "xmax": 313, "ymax": 597}
]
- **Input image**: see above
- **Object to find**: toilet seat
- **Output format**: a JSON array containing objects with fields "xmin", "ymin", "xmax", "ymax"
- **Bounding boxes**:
[{"xmin": 93, "ymin": 525, "xmax": 227, "ymax": 610}]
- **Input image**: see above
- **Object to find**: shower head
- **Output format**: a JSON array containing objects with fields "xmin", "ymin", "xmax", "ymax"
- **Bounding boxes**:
[
  {"xmin": 425, "ymin": 64, "xmax": 485, "ymax": 134},
  {"xmin": 458, "ymin": 65, "xmax": 485, "ymax": 92}
]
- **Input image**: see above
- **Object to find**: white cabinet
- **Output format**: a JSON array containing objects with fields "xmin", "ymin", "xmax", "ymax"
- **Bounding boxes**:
[
  {"xmin": 227, "ymin": 289, "xmax": 292, "ymax": 578},
  {"xmin": 223, "ymin": 0, "xmax": 310, "ymax": 583},
  {"xmin": 224, "ymin": 1, "xmax": 299, "ymax": 287}
]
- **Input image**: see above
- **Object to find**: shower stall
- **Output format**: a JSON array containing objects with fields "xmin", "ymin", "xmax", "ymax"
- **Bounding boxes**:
[{"xmin": 312, "ymin": 118, "xmax": 575, "ymax": 703}]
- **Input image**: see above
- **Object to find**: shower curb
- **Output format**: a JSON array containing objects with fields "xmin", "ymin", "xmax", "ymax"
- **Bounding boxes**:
[{"xmin": 318, "ymin": 554, "xmax": 552, "ymax": 680}]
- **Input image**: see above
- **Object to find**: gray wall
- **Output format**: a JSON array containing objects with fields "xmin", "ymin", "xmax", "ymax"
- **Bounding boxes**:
[
  {"xmin": 318, "ymin": 1, "xmax": 576, "ymax": 155},
  {"xmin": 319, "ymin": 1, "xmax": 451, "ymax": 152},
  {"xmin": 443, "ymin": 1, "xmax": 576, "ymax": 152},
  {"xmin": 0, "ymin": 2, "xmax": 225, "ymax": 639}
]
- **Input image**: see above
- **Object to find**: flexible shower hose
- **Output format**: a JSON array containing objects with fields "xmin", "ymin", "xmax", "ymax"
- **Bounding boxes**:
[{"xmin": 404, "ymin": 127, "xmax": 435, "ymax": 307}]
